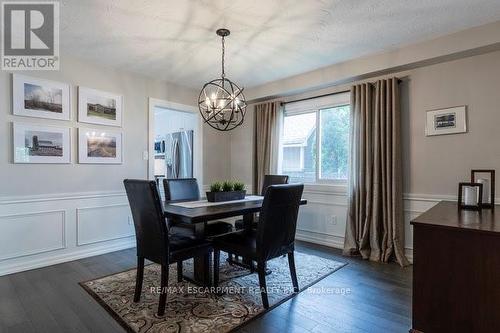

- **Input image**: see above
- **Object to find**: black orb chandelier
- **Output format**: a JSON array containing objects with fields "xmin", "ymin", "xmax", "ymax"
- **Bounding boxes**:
[{"xmin": 198, "ymin": 28, "xmax": 246, "ymax": 131}]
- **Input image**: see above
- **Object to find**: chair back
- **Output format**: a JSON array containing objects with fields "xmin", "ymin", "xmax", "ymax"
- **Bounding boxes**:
[
  {"xmin": 261, "ymin": 174, "xmax": 289, "ymax": 196},
  {"xmin": 124, "ymin": 179, "xmax": 169, "ymax": 263},
  {"xmin": 163, "ymin": 178, "xmax": 200, "ymax": 202},
  {"xmin": 256, "ymin": 184, "xmax": 304, "ymax": 261}
]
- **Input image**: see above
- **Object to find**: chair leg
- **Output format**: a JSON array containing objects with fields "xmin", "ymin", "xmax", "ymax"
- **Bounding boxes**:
[
  {"xmin": 288, "ymin": 251, "xmax": 299, "ymax": 293},
  {"xmin": 177, "ymin": 261, "xmax": 183, "ymax": 283},
  {"xmin": 133, "ymin": 256, "xmax": 144, "ymax": 302},
  {"xmin": 213, "ymin": 249, "xmax": 220, "ymax": 288},
  {"xmin": 157, "ymin": 264, "xmax": 169, "ymax": 316},
  {"xmin": 257, "ymin": 262, "xmax": 269, "ymax": 309}
]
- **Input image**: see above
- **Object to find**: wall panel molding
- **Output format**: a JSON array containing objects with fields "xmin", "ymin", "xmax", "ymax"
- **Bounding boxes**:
[
  {"xmin": 0, "ymin": 210, "xmax": 66, "ymax": 261},
  {"xmin": 76, "ymin": 203, "xmax": 134, "ymax": 246},
  {"xmin": 0, "ymin": 191, "xmax": 135, "ymax": 276},
  {"xmin": 0, "ymin": 190, "xmax": 126, "ymax": 205},
  {"xmin": 0, "ymin": 238, "xmax": 134, "ymax": 277}
]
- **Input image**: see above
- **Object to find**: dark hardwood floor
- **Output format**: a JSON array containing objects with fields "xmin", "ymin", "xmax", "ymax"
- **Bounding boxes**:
[{"xmin": 0, "ymin": 241, "xmax": 412, "ymax": 333}]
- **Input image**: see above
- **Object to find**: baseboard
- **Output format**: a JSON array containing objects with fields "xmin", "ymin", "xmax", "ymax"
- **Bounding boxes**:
[
  {"xmin": 296, "ymin": 229, "xmax": 414, "ymax": 263},
  {"xmin": 296, "ymin": 230, "xmax": 344, "ymax": 249},
  {"xmin": 0, "ymin": 238, "xmax": 135, "ymax": 277}
]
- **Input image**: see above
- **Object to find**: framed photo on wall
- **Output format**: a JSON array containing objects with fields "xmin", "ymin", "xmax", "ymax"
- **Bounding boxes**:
[
  {"xmin": 12, "ymin": 74, "xmax": 71, "ymax": 121},
  {"xmin": 425, "ymin": 106, "xmax": 467, "ymax": 136},
  {"xmin": 78, "ymin": 87, "xmax": 123, "ymax": 127},
  {"xmin": 78, "ymin": 128, "xmax": 123, "ymax": 164},
  {"xmin": 13, "ymin": 123, "xmax": 71, "ymax": 164}
]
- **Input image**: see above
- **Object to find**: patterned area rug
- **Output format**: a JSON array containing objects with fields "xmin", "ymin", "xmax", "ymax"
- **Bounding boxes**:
[{"xmin": 80, "ymin": 252, "xmax": 346, "ymax": 333}]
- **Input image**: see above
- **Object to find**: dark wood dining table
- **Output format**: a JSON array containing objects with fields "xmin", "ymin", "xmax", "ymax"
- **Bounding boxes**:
[{"xmin": 163, "ymin": 197, "xmax": 307, "ymax": 286}]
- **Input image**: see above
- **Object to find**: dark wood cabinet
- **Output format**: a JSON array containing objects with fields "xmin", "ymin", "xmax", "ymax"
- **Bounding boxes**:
[{"xmin": 411, "ymin": 201, "xmax": 500, "ymax": 333}]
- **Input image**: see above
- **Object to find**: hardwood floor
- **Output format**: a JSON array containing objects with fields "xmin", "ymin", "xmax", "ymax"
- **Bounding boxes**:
[{"xmin": 0, "ymin": 241, "xmax": 412, "ymax": 333}]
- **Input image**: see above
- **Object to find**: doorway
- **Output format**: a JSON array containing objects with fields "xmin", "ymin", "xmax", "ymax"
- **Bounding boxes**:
[{"xmin": 148, "ymin": 98, "xmax": 203, "ymax": 194}]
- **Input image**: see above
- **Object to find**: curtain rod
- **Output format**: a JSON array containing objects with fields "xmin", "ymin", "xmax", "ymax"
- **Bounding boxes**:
[
  {"xmin": 281, "ymin": 78, "xmax": 402, "ymax": 105},
  {"xmin": 281, "ymin": 90, "xmax": 349, "ymax": 105}
]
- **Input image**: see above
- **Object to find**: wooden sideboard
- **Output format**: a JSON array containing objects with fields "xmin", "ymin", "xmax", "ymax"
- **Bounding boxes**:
[{"xmin": 410, "ymin": 201, "xmax": 500, "ymax": 333}]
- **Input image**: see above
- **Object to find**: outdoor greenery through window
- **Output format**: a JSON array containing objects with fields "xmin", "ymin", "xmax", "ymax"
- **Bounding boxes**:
[{"xmin": 280, "ymin": 93, "xmax": 350, "ymax": 184}]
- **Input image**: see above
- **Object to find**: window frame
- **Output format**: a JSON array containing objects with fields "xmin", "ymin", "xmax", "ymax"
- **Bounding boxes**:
[{"xmin": 280, "ymin": 92, "xmax": 350, "ymax": 185}]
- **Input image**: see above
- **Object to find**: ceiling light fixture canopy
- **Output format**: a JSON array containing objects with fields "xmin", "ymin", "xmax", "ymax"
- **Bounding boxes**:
[{"xmin": 198, "ymin": 28, "xmax": 246, "ymax": 131}]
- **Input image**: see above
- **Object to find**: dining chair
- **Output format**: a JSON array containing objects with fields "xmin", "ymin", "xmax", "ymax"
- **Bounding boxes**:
[
  {"xmin": 163, "ymin": 178, "xmax": 234, "ymax": 236},
  {"xmin": 123, "ymin": 179, "xmax": 212, "ymax": 316},
  {"xmin": 234, "ymin": 174, "xmax": 289, "ymax": 230},
  {"xmin": 212, "ymin": 183, "xmax": 304, "ymax": 309}
]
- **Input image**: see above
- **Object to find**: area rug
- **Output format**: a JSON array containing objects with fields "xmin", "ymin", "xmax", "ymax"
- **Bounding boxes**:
[{"xmin": 80, "ymin": 252, "xmax": 346, "ymax": 333}]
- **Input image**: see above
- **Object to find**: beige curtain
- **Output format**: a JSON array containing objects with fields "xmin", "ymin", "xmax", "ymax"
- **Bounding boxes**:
[
  {"xmin": 253, "ymin": 101, "xmax": 282, "ymax": 194},
  {"xmin": 343, "ymin": 78, "xmax": 409, "ymax": 267}
]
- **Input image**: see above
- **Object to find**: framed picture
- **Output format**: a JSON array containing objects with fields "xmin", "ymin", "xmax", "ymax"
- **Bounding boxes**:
[
  {"xmin": 425, "ymin": 106, "xmax": 467, "ymax": 136},
  {"xmin": 13, "ymin": 123, "xmax": 71, "ymax": 164},
  {"xmin": 471, "ymin": 169, "xmax": 495, "ymax": 208},
  {"xmin": 78, "ymin": 87, "xmax": 123, "ymax": 127},
  {"xmin": 13, "ymin": 74, "xmax": 71, "ymax": 121},
  {"xmin": 78, "ymin": 128, "xmax": 123, "ymax": 164}
]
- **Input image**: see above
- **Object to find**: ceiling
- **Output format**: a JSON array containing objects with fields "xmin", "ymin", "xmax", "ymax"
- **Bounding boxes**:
[{"xmin": 60, "ymin": 0, "xmax": 500, "ymax": 89}]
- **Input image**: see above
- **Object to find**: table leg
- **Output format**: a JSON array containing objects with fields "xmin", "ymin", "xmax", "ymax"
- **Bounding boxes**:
[
  {"xmin": 241, "ymin": 213, "xmax": 255, "ymax": 269},
  {"xmin": 184, "ymin": 222, "xmax": 212, "ymax": 287}
]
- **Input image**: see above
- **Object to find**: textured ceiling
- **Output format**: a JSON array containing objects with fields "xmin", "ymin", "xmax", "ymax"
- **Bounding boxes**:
[{"xmin": 60, "ymin": 0, "xmax": 500, "ymax": 89}]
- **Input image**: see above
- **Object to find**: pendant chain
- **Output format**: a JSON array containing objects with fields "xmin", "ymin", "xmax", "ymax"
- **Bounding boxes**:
[{"xmin": 221, "ymin": 36, "xmax": 225, "ymax": 79}]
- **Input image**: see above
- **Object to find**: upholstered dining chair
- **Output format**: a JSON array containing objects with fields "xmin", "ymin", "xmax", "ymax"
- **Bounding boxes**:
[
  {"xmin": 123, "ymin": 179, "xmax": 212, "ymax": 316},
  {"xmin": 163, "ymin": 178, "xmax": 234, "ymax": 236},
  {"xmin": 234, "ymin": 174, "xmax": 289, "ymax": 230},
  {"xmin": 212, "ymin": 183, "xmax": 304, "ymax": 308}
]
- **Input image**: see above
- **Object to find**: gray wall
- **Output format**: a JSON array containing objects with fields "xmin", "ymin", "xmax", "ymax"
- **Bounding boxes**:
[
  {"xmin": 0, "ymin": 56, "xmax": 198, "ymax": 197},
  {"xmin": 230, "ymin": 50, "xmax": 500, "ymax": 197},
  {"xmin": 203, "ymin": 124, "xmax": 232, "ymax": 184}
]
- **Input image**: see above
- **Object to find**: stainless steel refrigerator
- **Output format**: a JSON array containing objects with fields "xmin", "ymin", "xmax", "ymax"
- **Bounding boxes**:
[{"xmin": 165, "ymin": 130, "xmax": 193, "ymax": 179}]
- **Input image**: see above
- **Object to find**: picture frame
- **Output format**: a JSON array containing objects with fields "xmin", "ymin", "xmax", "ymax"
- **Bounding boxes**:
[
  {"xmin": 78, "ymin": 128, "xmax": 123, "ymax": 164},
  {"xmin": 78, "ymin": 87, "xmax": 123, "ymax": 127},
  {"xmin": 13, "ymin": 123, "xmax": 71, "ymax": 164},
  {"xmin": 458, "ymin": 182, "xmax": 483, "ymax": 211},
  {"xmin": 471, "ymin": 169, "xmax": 495, "ymax": 209},
  {"xmin": 12, "ymin": 74, "xmax": 71, "ymax": 121},
  {"xmin": 425, "ymin": 106, "xmax": 467, "ymax": 136}
]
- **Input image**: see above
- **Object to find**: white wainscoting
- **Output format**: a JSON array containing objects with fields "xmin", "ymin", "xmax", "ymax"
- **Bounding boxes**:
[
  {"xmin": 227, "ymin": 184, "xmax": 458, "ymax": 263},
  {"xmin": 0, "ymin": 191, "xmax": 135, "ymax": 276},
  {"xmin": 77, "ymin": 204, "xmax": 134, "ymax": 246},
  {"xmin": 0, "ymin": 185, "xmax": 460, "ymax": 276},
  {"xmin": 295, "ymin": 186, "xmax": 460, "ymax": 263},
  {"xmin": 207, "ymin": 183, "xmax": 452, "ymax": 262},
  {"xmin": 0, "ymin": 210, "xmax": 66, "ymax": 261}
]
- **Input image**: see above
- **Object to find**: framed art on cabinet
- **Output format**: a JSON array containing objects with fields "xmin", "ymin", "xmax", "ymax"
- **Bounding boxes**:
[
  {"xmin": 13, "ymin": 74, "xmax": 71, "ymax": 121},
  {"xmin": 13, "ymin": 123, "xmax": 71, "ymax": 164},
  {"xmin": 78, "ymin": 87, "xmax": 123, "ymax": 127},
  {"xmin": 78, "ymin": 128, "xmax": 123, "ymax": 164}
]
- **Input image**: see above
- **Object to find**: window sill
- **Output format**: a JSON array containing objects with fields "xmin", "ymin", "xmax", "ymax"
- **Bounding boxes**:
[{"xmin": 302, "ymin": 183, "xmax": 348, "ymax": 195}]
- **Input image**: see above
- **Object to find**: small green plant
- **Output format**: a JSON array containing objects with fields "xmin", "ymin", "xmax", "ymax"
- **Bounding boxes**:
[
  {"xmin": 210, "ymin": 181, "xmax": 222, "ymax": 192},
  {"xmin": 233, "ymin": 181, "xmax": 245, "ymax": 191},
  {"xmin": 222, "ymin": 180, "xmax": 234, "ymax": 192}
]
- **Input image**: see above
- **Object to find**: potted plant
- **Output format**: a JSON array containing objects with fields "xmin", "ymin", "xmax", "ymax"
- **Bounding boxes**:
[{"xmin": 206, "ymin": 180, "xmax": 246, "ymax": 202}]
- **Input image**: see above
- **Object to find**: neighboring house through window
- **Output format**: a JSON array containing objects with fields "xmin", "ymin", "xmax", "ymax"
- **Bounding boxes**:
[{"xmin": 279, "ymin": 92, "xmax": 350, "ymax": 184}]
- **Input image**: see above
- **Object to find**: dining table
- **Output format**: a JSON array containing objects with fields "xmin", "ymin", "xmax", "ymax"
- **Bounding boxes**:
[{"xmin": 163, "ymin": 195, "xmax": 307, "ymax": 287}]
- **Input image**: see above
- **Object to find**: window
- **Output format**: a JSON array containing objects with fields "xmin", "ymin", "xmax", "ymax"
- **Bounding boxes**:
[
  {"xmin": 282, "ymin": 146, "xmax": 303, "ymax": 171},
  {"xmin": 279, "ymin": 93, "xmax": 350, "ymax": 184}
]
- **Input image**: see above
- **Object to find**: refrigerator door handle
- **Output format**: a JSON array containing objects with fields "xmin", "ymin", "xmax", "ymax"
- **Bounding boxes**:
[{"xmin": 174, "ymin": 139, "xmax": 181, "ymax": 179}]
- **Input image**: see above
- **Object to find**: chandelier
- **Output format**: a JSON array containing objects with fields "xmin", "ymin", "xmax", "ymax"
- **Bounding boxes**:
[{"xmin": 198, "ymin": 28, "xmax": 246, "ymax": 131}]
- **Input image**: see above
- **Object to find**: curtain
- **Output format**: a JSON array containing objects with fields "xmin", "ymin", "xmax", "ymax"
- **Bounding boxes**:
[
  {"xmin": 253, "ymin": 101, "xmax": 282, "ymax": 195},
  {"xmin": 343, "ymin": 78, "xmax": 409, "ymax": 267}
]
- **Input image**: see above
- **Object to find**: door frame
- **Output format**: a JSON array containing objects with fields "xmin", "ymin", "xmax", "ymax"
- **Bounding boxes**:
[{"xmin": 148, "ymin": 98, "xmax": 203, "ymax": 187}]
